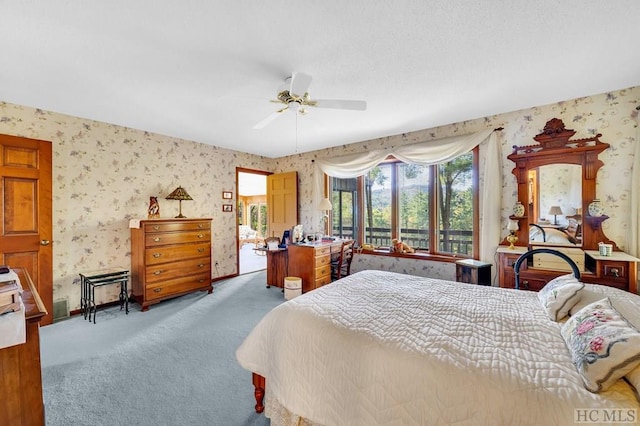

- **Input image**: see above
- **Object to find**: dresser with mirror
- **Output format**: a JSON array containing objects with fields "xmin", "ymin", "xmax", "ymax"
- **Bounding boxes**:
[{"xmin": 498, "ymin": 118, "xmax": 639, "ymax": 293}]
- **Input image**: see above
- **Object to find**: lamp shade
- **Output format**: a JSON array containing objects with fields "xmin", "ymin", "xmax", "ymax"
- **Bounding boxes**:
[
  {"xmin": 318, "ymin": 198, "xmax": 333, "ymax": 211},
  {"xmin": 165, "ymin": 186, "xmax": 193, "ymax": 218},
  {"xmin": 165, "ymin": 186, "xmax": 193, "ymax": 201},
  {"xmin": 548, "ymin": 205, "xmax": 563, "ymax": 216},
  {"xmin": 507, "ymin": 219, "xmax": 519, "ymax": 231}
]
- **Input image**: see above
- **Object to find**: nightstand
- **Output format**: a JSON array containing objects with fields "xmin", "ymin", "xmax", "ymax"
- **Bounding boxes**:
[{"xmin": 455, "ymin": 259, "xmax": 492, "ymax": 286}]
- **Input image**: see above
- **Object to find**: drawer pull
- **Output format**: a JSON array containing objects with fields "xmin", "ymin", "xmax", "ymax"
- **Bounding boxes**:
[
  {"xmin": 153, "ymin": 270, "xmax": 164, "ymax": 275},
  {"xmin": 197, "ymin": 233, "xmax": 204, "ymax": 238},
  {"xmin": 153, "ymin": 253, "xmax": 162, "ymax": 258},
  {"xmin": 153, "ymin": 288, "xmax": 162, "ymax": 293},
  {"xmin": 198, "ymin": 263, "xmax": 205, "ymax": 268},
  {"xmin": 153, "ymin": 237, "xmax": 161, "ymax": 242},
  {"xmin": 197, "ymin": 248, "xmax": 205, "ymax": 253},
  {"xmin": 609, "ymin": 268, "xmax": 620, "ymax": 278},
  {"xmin": 521, "ymin": 280, "xmax": 529, "ymax": 290},
  {"xmin": 153, "ymin": 225, "xmax": 160, "ymax": 230},
  {"xmin": 198, "ymin": 224, "xmax": 204, "ymax": 229},
  {"xmin": 198, "ymin": 279, "xmax": 205, "ymax": 283}
]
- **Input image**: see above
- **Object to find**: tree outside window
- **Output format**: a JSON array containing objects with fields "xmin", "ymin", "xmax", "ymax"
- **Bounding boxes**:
[{"xmin": 330, "ymin": 149, "xmax": 476, "ymax": 257}]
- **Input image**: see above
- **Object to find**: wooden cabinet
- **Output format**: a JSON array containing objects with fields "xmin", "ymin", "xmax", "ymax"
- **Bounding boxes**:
[
  {"xmin": 455, "ymin": 259, "xmax": 492, "ymax": 286},
  {"xmin": 287, "ymin": 242, "xmax": 340, "ymax": 293},
  {"xmin": 265, "ymin": 249, "xmax": 287, "ymax": 288},
  {"xmin": 131, "ymin": 218, "xmax": 212, "ymax": 311},
  {"xmin": 0, "ymin": 269, "xmax": 47, "ymax": 426},
  {"xmin": 498, "ymin": 247, "xmax": 638, "ymax": 293}
]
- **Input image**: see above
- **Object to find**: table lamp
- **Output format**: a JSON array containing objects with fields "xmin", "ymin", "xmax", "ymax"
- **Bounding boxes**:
[
  {"xmin": 166, "ymin": 186, "xmax": 193, "ymax": 218},
  {"xmin": 548, "ymin": 205, "xmax": 563, "ymax": 225},
  {"xmin": 506, "ymin": 220, "xmax": 519, "ymax": 250},
  {"xmin": 318, "ymin": 198, "xmax": 332, "ymax": 235}
]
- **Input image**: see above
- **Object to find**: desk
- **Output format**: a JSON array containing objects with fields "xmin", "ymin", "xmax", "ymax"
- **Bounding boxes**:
[
  {"xmin": 288, "ymin": 241, "xmax": 345, "ymax": 293},
  {"xmin": 0, "ymin": 269, "xmax": 47, "ymax": 426},
  {"xmin": 263, "ymin": 241, "xmax": 346, "ymax": 293},
  {"xmin": 263, "ymin": 248, "xmax": 288, "ymax": 289},
  {"xmin": 80, "ymin": 268, "xmax": 129, "ymax": 324}
]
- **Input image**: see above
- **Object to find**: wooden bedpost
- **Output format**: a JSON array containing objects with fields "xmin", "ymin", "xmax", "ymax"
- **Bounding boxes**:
[{"xmin": 252, "ymin": 373, "xmax": 266, "ymax": 413}]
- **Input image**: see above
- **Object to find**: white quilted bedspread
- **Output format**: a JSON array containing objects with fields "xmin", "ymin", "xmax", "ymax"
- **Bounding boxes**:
[{"xmin": 236, "ymin": 270, "xmax": 640, "ymax": 425}]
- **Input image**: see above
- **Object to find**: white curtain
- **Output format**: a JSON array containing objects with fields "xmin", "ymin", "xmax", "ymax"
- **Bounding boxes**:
[
  {"xmin": 630, "ymin": 114, "xmax": 640, "ymax": 259},
  {"xmin": 312, "ymin": 128, "xmax": 501, "ymax": 264},
  {"xmin": 479, "ymin": 131, "xmax": 503, "ymax": 283},
  {"xmin": 316, "ymin": 129, "xmax": 493, "ymax": 178}
]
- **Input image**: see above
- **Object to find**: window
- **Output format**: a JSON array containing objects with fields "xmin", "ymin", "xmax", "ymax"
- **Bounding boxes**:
[
  {"xmin": 331, "ymin": 178, "xmax": 357, "ymax": 240},
  {"xmin": 330, "ymin": 148, "xmax": 478, "ymax": 257},
  {"xmin": 249, "ymin": 203, "xmax": 267, "ymax": 237}
]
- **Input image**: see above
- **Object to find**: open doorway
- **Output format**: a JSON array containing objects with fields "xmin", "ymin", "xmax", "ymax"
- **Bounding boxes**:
[{"xmin": 237, "ymin": 168, "xmax": 269, "ymax": 274}]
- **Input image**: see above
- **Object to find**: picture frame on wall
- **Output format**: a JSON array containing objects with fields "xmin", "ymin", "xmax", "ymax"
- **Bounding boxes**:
[
  {"xmin": 222, "ymin": 191, "xmax": 232, "ymax": 199},
  {"xmin": 222, "ymin": 204, "xmax": 233, "ymax": 212}
]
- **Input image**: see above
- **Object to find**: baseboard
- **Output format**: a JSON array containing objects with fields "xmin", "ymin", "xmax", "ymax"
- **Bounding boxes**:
[
  {"xmin": 212, "ymin": 274, "xmax": 236, "ymax": 283},
  {"xmin": 69, "ymin": 299, "xmax": 124, "ymax": 317}
]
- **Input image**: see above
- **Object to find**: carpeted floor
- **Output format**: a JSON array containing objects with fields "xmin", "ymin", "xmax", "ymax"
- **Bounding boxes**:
[
  {"xmin": 40, "ymin": 271, "xmax": 283, "ymax": 426},
  {"xmin": 239, "ymin": 243, "xmax": 266, "ymax": 275}
]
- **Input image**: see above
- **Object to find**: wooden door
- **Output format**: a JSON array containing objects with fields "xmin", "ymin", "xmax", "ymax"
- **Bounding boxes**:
[
  {"xmin": 267, "ymin": 171, "xmax": 298, "ymax": 240},
  {"xmin": 0, "ymin": 135, "xmax": 53, "ymax": 325}
]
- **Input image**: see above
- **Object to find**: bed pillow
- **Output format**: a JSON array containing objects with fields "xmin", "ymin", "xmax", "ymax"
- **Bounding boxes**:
[
  {"xmin": 625, "ymin": 365, "xmax": 640, "ymax": 397},
  {"xmin": 561, "ymin": 298, "xmax": 640, "ymax": 393},
  {"xmin": 537, "ymin": 274, "xmax": 584, "ymax": 321}
]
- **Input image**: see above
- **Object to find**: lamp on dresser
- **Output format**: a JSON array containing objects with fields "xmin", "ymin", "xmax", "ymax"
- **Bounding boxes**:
[
  {"xmin": 506, "ymin": 219, "xmax": 519, "ymax": 250},
  {"xmin": 548, "ymin": 205, "xmax": 563, "ymax": 225},
  {"xmin": 318, "ymin": 197, "xmax": 332, "ymax": 235},
  {"xmin": 165, "ymin": 186, "xmax": 193, "ymax": 218}
]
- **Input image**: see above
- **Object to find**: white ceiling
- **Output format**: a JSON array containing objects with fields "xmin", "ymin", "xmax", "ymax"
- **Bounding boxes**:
[{"xmin": 2, "ymin": 1, "xmax": 639, "ymax": 158}]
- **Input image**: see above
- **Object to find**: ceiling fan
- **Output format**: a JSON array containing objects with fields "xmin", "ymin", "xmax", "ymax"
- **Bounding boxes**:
[{"xmin": 253, "ymin": 72, "xmax": 367, "ymax": 129}]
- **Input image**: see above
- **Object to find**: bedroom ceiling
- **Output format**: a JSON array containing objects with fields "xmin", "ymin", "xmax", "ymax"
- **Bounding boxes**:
[{"xmin": 1, "ymin": 1, "xmax": 639, "ymax": 158}]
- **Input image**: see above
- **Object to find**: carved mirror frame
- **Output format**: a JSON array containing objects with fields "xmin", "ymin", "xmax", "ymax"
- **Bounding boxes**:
[{"xmin": 506, "ymin": 118, "xmax": 616, "ymax": 251}]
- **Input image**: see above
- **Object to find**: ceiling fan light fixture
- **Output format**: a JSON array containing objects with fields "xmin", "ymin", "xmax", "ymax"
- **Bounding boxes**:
[
  {"xmin": 254, "ymin": 72, "xmax": 367, "ymax": 129},
  {"xmin": 288, "ymin": 101, "xmax": 300, "ymax": 112}
]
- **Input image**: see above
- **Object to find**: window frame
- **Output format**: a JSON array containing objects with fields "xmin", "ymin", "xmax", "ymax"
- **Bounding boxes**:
[{"xmin": 328, "ymin": 147, "xmax": 479, "ymax": 261}]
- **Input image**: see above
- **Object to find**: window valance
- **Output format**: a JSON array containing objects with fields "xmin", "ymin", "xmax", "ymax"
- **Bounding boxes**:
[
  {"xmin": 315, "ymin": 128, "xmax": 494, "ymax": 178},
  {"xmin": 311, "ymin": 128, "xmax": 502, "ymax": 278}
]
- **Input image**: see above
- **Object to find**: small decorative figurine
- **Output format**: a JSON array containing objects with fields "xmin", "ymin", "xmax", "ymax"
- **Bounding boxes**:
[
  {"xmin": 148, "ymin": 196, "xmax": 160, "ymax": 219},
  {"xmin": 391, "ymin": 238, "xmax": 415, "ymax": 253}
]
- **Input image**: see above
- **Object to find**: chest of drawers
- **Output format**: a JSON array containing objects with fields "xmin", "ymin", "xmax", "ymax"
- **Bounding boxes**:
[
  {"xmin": 497, "ymin": 246, "xmax": 638, "ymax": 293},
  {"xmin": 287, "ymin": 242, "xmax": 341, "ymax": 293},
  {"xmin": 131, "ymin": 218, "xmax": 212, "ymax": 310}
]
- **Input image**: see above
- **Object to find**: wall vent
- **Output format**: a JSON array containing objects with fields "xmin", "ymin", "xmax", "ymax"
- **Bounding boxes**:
[{"xmin": 52, "ymin": 298, "xmax": 69, "ymax": 322}]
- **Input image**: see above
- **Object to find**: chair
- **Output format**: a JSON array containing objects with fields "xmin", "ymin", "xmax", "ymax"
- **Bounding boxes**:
[
  {"xmin": 331, "ymin": 240, "xmax": 354, "ymax": 281},
  {"xmin": 254, "ymin": 236, "xmax": 280, "ymax": 256},
  {"xmin": 264, "ymin": 236, "xmax": 281, "ymax": 248},
  {"xmin": 239, "ymin": 225, "xmax": 258, "ymax": 246}
]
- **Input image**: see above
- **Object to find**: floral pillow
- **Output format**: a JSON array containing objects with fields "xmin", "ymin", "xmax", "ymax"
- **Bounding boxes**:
[
  {"xmin": 537, "ymin": 274, "xmax": 584, "ymax": 321},
  {"xmin": 561, "ymin": 298, "xmax": 640, "ymax": 393}
]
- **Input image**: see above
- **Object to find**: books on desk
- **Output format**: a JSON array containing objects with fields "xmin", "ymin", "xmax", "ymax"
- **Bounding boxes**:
[
  {"xmin": 0, "ymin": 270, "xmax": 25, "ymax": 349},
  {"xmin": 0, "ymin": 270, "xmax": 22, "ymax": 315}
]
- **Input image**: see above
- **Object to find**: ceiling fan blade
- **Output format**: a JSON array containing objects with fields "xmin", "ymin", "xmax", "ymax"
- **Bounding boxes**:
[
  {"xmin": 253, "ymin": 108, "xmax": 287, "ymax": 129},
  {"xmin": 313, "ymin": 99, "xmax": 367, "ymax": 111},
  {"xmin": 290, "ymin": 72, "xmax": 312, "ymax": 97}
]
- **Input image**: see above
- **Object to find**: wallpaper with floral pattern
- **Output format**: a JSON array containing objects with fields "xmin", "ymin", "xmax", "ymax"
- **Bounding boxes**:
[{"xmin": 1, "ymin": 86, "xmax": 638, "ymax": 311}]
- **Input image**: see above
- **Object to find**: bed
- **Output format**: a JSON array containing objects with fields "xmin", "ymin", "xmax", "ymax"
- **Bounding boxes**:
[
  {"xmin": 236, "ymin": 268, "xmax": 640, "ymax": 425},
  {"xmin": 529, "ymin": 219, "xmax": 581, "ymax": 245}
]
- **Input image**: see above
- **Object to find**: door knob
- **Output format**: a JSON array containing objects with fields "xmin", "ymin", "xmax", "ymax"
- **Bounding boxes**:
[{"xmin": 41, "ymin": 240, "xmax": 50, "ymax": 246}]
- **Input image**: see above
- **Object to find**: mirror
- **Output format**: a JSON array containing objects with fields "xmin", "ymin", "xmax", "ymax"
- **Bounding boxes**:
[
  {"xmin": 506, "ymin": 118, "xmax": 616, "ymax": 251},
  {"xmin": 528, "ymin": 164, "xmax": 582, "ymax": 246}
]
